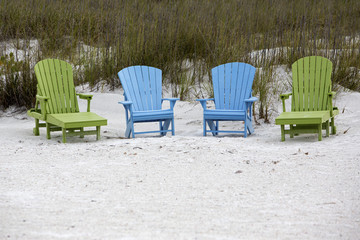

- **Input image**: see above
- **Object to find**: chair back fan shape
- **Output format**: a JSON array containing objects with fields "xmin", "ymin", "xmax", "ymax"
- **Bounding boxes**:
[
  {"xmin": 212, "ymin": 62, "xmax": 256, "ymax": 111},
  {"xmin": 118, "ymin": 66, "xmax": 163, "ymax": 111},
  {"xmin": 291, "ymin": 56, "xmax": 332, "ymax": 112},
  {"xmin": 34, "ymin": 59, "xmax": 79, "ymax": 114}
]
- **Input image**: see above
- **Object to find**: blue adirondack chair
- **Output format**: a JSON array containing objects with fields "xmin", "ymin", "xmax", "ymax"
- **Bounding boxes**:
[
  {"xmin": 197, "ymin": 62, "xmax": 258, "ymax": 137},
  {"xmin": 117, "ymin": 66, "xmax": 180, "ymax": 138}
]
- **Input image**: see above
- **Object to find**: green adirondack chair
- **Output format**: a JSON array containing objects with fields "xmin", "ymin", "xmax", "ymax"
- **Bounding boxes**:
[
  {"xmin": 27, "ymin": 59, "xmax": 107, "ymax": 143},
  {"xmin": 275, "ymin": 56, "xmax": 338, "ymax": 141}
]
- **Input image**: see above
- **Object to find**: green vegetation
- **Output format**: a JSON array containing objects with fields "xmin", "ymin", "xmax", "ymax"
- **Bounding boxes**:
[
  {"xmin": 0, "ymin": 0, "xmax": 359, "ymax": 121},
  {"xmin": 0, "ymin": 53, "xmax": 36, "ymax": 108}
]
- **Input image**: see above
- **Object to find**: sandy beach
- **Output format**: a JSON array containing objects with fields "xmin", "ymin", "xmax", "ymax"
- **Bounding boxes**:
[{"xmin": 1, "ymin": 87, "xmax": 359, "ymax": 239}]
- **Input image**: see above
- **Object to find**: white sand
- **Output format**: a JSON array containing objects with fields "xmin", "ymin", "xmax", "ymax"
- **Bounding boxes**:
[{"xmin": 0, "ymin": 89, "xmax": 360, "ymax": 239}]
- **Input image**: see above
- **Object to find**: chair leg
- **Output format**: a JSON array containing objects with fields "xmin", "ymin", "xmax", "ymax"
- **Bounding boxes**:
[
  {"xmin": 46, "ymin": 123, "xmax": 51, "ymax": 139},
  {"xmin": 125, "ymin": 119, "xmax": 132, "ymax": 138},
  {"xmin": 331, "ymin": 117, "xmax": 336, "ymax": 134},
  {"xmin": 215, "ymin": 121, "xmax": 219, "ymax": 135},
  {"xmin": 131, "ymin": 120, "xmax": 135, "ymax": 138},
  {"xmin": 326, "ymin": 120, "xmax": 330, "ymax": 137},
  {"xmin": 281, "ymin": 125, "xmax": 285, "ymax": 141},
  {"xmin": 162, "ymin": 120, "xmax": 171, "ymax": 136},
  {"xmin": 33, "ymin": 119, "xmax": 40, "ymax": 136},
  {"xmin": 290, "ymin": 125, "xmax": 294, "ymax": 138},
  {"xmin": 171, "ymin": 118, "xmax": 175, "ymax": 136},
  {"xmin": 318, "ymin": 124, "xmax": 322, "ymax": 141},
  {"xmin": 62, "ymin": 128, "xmax": 67, "ymax": 143},
  {"xmin": 80, "ymin": 127, "xmax": 84, "ymax": 138},
  {"xmin": 203, "ymin": 117, "xmax": 206, "ymax": 136},
  {"xmin": 96, "ymin": 126, "xmax": 100, "ymax": 140},
  {"xmin": 244, "ymin": 120, "xmax": 247, "ymax": 138},
  {"xmin": 159, "ymin": 121, "xmax": 164, "ymax": 136},
  {"xmin": 207, "ymin": 120, "xmax": 217, "ymax": 136},
  {"xmin": 247, "ymin": 117, "xmax": 255, "ymax": 135}
]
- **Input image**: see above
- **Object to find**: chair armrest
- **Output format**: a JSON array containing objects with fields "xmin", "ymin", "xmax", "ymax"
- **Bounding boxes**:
[
  {"xmin": 119, "ymin": 101, "xmax": 133, "ymax": 121},
  {"xmin": 196, "ymin": 98, "xmax": 215, "ymax": 110},
  {"xmin": 161, "ymin": 98, "xmax": 180, "ymax": 109},
  {"xmin": 77, "ymin": 93, "xmax": 93, "ymax": 100},
  {"xmin": 36, "ymin": 95, "xmax": 49, "ymax": 101},
  {"xmin": 280, "ymin": 93, "xmax": 292, "ymax": 112},
  {"xmin": 328, "ymin": 91, "xmax": 336, "ymax": 97},
  {"xmin": 118, "ymin": 101, "xmax": 133, "ymax": 111},
  {"xmin": 280, "ymin": 93, "xmax": 292, "ymax": 99},
  {"xmin": 244, "ymin": 97, "xmax": 258, "ymax": 103},
  {"xmin": 244, "ymin": 97, "xmax": 257, "ymax": 118},
  {"xmin": 77, "ymin": 93, "xmax": 93, "ymax": 112},
  {"xmin": 119, "ymin": 101, "xmax": 133, "ymax": 106},
  {"xmin": 35, "ymin": 95, "xmax": 49, "ymax": 119},
  {"xmin": 244, "ymin": 97, "xmax": 258, "ymax": 114}
]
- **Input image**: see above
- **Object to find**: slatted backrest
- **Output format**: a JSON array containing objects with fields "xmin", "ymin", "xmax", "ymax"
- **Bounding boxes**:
[
  {"xmin": 118, "ymin": 66, "xmax": 162, "ymax": 111},
  {"xmin": 292, "ymin": 56, "xmax": 333, "ymax": 112},
  {"xmin": 212, "ymin": 62, "xmax": 256, "ymax": 110},
  {"xmin": 34, "ymin": 59, "xmax": 79, "ymax": 114}
]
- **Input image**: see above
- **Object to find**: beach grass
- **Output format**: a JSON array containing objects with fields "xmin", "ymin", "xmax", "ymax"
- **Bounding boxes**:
[{"xmin": 0, "ymin": 0, "xmax": 359, "ymax": 119}]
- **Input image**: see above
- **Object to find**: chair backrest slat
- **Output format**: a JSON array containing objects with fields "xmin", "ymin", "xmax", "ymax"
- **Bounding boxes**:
[
  {"xmin": 64, "ymin": 60, "xmax": 77, "ymax": 112},
  {"xmin": 44, "ymin": 60, "xmax": 58, "ymax": 113},
  {"xmin": 118, "ymin": 66, "xmax": 163, "ymax": 111},
  {"xmin": 292, "ymin": 56, "xmax": 332, "ymax": 112},
  {"xmin": 53, "ymin": 59, "xmax": 65, "ymax": 113},
  {"xmin": 154, "ymin": 67, "xmax": 162, "ymax": 109},
  {"xmin": 229, "ymin": 63, "xmax": 239, "ymax": 109},
  {"xmin": 314, "ymin": 57, "xmax": 322, "ymax": 111},
  {"xmin": 133, "ymin": 66, "xmax": 148, "ymax": 110},
  {"xmin": 308, "ymin": 57, "xmax": 315, "ymax": 111},
  {"xmin": 239, "ymin": 63, "xmax": 253, "ymax": 110},
  {"xmin": 139, "ymin": 66, "xmax": 152, "ymax": 110},
  {"xmin": 47, "ymin": 60, "xmax": 61, "ymax": 113},
  {"xmin": 212, "ymin": 62, "xmax": 256, "ymax": 110},
  {"xmin": 224, "ymin": 64, "xmax": 232, "ymax": 109},
  {"xmin": 34, "ymin": 59, "xmax": 79, "ymax": 114},
  {"xmin": 149, "ymin": 67, "xmax": 159, "ymax": 110},
  {"xmin": 212, "ymin": 66, "xmax": 221, "ymax": 109}
]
